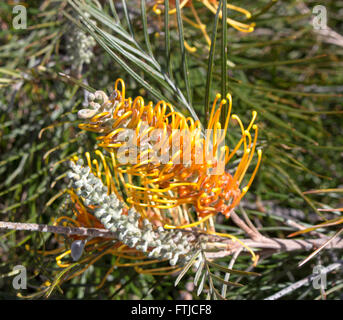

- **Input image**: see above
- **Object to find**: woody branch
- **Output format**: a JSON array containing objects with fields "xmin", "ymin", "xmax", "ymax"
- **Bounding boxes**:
[{"xmin": 1, "ymin": 220, "xmax": 342, "ymax": 259}]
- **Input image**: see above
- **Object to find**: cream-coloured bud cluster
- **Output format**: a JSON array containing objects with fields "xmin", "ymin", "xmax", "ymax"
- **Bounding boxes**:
[
  {"xmin": 68, "ymin": 160, "xmax": 195, "ymax": 266},
  {"xmin": 77, "ymin": 91, "xmax": 156, "ymax": 161},
  {"xmin": 66, "ymin": 13, "xmax": 96, "ymax": 70},
  {"xmin": 77, "ymin": 90, "xmax": 115, "ymax": 120}
]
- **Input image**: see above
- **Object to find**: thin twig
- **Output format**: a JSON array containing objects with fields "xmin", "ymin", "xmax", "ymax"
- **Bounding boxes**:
[
  {"xmin": 221, "ymin": 248, "xmax": 243, "ymax": 297},
  {"xmin": 239, "ymin": 204, "xmax": 263, "ymax": 239},
  {"xmin": 205, "ymin": 236, "xmax": 343, "ymax": 259},
  {"xmin": 0, "ymin": 221, "xmax": 116, "ymax": 239},
  {"xmin": 230, "ymin": 211, "xmax": 264, "ymax": 241},
  {"xmin": 298, "ymin": 227, "xmax": 343, "ymax": 267},
  {"xmin": 284, "ymin": 218, "xmax": 326, "ymax": 239}
]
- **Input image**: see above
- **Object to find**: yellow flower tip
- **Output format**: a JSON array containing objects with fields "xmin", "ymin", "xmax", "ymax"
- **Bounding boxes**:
[
  {"xmin": 163, "ymin": 224, "xmax": 176, "ymax": 230},
  {"xmin": 252, "ymin": 124, "xmax": 258, "ymax": 130},
  {"xmin": 252, "ymin": 254, "xmax": 259, "ymax": 267},
  {"xmin": 215, "ymin": 93, "xmax": 221, "ymax": 99},
  {"xmin": 57, "ymin": 261, "xmax": 71, "ymax": 268},
  {"xmin": 153, "ymin": 5, "xmax": 162, "ymax": 15},
  {"xmin": 184, "ymin": 40, "xmax": 197, "ymax": 53},
  {"xmin": 231, "ymin": 114, "xmax": 240, "ymax": 123},
  {"xmin": 221, "ymin": 99, "xmax": 227, "ymax": 105},
  {"xmin": 44, "ymin": 281, "xmax": 51, "ymax": 287}
]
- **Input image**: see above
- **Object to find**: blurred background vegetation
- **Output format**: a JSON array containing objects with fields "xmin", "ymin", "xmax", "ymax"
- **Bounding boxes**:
[{"xmin": 0, "ymin": 0, "xmax": 343, "ymax": 299}]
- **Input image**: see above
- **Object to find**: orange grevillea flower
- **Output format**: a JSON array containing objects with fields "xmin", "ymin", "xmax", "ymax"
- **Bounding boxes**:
[
  {"xmin": 152, "ymin": 0, "xmax": 255, "ymax": 51},
  {"xmin": 78, "ymin": 79, "xmax": 262, "ymax": 229},
  {"xmin": 46, "ymin": 78, "xmax": 262, "ymax": 280}
]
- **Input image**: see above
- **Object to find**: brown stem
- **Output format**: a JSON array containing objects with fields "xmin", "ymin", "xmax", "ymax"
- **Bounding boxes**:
[
  {"xmin": 1, "ymin": 221, "xmax": 342, "ymax": 263},
  {"xmin": 205, "ymin": 236, "xmax": 343, "ymax": 259},
  {"xmin": 230, "ymin": 210, "xmax": 264, "ymax": 241},
  {"xmin": 0, "ymin": 221, "xmax": 116, "ymax": 239}
]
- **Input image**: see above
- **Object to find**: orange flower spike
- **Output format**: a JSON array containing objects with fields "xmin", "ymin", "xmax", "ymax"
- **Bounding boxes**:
[{"xmin": 78, "ymin": 78, "xmax": 262, "ymax": 222}]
